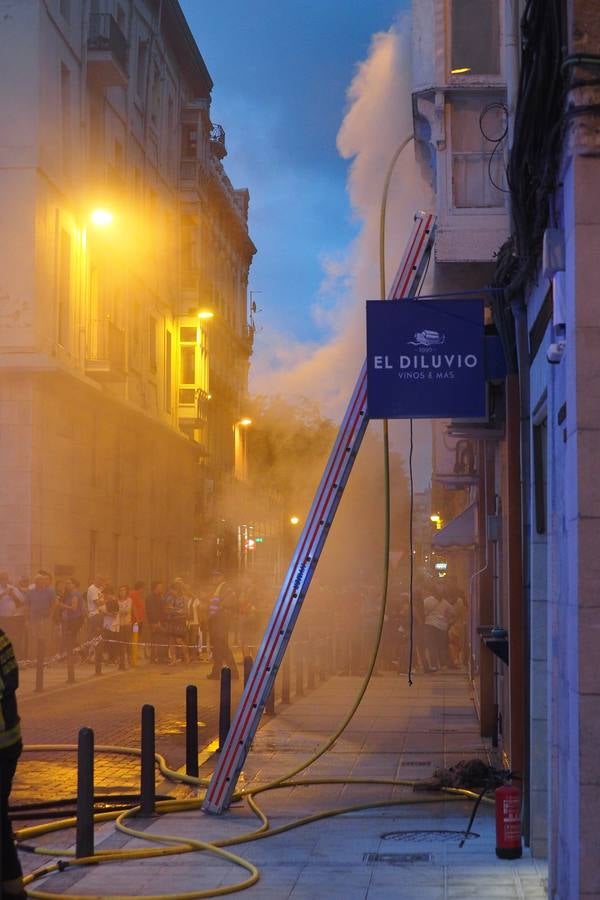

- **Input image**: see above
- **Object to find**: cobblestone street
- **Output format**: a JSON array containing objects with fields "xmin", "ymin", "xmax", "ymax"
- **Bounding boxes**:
[{"xmin": 14, "ymin": 655, "xmax": 243, "ymax": 804}]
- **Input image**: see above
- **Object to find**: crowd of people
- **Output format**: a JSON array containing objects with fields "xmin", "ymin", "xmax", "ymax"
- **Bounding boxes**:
[
  {"xmin": 379, "ymin": 575, "xmax": 467, "ymax": 674},
  {"xmin": 0, "ymin": 569, "xmax": 266, "ymax": 679},
  {"xmin": 0, "ymin": 563, "xmax": 467, "ymax": 681}
]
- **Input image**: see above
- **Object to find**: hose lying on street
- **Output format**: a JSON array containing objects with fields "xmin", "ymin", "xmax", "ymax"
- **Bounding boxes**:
[{"xmin": 13, "ymin": 161, "xmax": 493, "ymax": 900}]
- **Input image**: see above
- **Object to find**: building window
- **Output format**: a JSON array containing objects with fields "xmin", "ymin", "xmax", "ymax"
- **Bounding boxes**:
[
  {"xmin": 116, "ymin": 4, "xmax": 126, "ymax": 32},
  {"xmin": 60, "ymin": 62, "xmax": 71, "ymax": 176},
  {"xmin": 150, "ymin": 62, "xmax": 161, "ymax": 126},
  {"xmin": 136, "ymin": 38, "xmax": 149, "ymax": 99},
  {"xmin": 129, "ymin": 301, "xmax": 141, "ymax": 371},
  {"xmin": 181, "ymin": 124, "xmax": 197, "ymax": 159},
  {"xmin": 165, "ymin": 329, "xmax": 172, "ymax": 412},
  {"xmin": 451, "ymin": 95, "xmax": 505, "ymax": 208},
  {"xmin": 178, "ymin": 325, "xmax": 209, "ymax": 408},
  {"xmin": 450, "ymin": 0, "xmax": 500, "ymax": 76},
  {"xmin": 57, "ymin": 227, "xmax": 71, "ymax": 347},
  {"xmin": 148, "ymin": 316, "xmax": 157, "ymax": 371},
  {"xmin": 533, "ymin": 417, "xmax": 548, "ymax": 534}
]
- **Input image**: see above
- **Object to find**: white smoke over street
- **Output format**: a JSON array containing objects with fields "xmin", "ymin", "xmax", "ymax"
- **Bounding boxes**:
[{"xmin": 251, "ymin": 13, "xmax": 432, "ymax": 422}]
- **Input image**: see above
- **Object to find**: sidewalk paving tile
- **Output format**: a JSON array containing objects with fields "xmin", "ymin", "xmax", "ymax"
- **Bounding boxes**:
[{"xmin": 21, "ymin": 671, "xmax": 548, "ymax": 899}]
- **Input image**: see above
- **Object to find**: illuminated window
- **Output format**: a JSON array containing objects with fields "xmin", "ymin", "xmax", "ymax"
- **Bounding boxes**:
[
  {"xmin": 178, "ymin": 325, "xmax": 209, "ymax": 407},
  {"xmin": 451, "ymin": 0, "xmax": 500, "ymax": 77}
]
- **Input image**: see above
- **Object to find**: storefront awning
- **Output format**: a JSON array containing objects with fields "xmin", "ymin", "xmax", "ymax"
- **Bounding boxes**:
[{"xmin": 431, "ymin": 503, "xmax": 477, "ymax": 550}]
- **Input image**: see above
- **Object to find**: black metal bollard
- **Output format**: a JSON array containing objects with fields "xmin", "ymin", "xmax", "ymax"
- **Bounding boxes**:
[
  {"xmin": 76, "ymin": 727, "xmax": 94, "ymax": 858},
  {"xmin": 185, "ymin": 685, "xmax": 199, "ymax": 778},
  {"xmin": 243, "ymin": 656, "xmax": 253, "ymax": 687},
  {"xmin": 35, "ymin": 639, "xmax": 44, "ymax": 693},
  {"xmin": 295, "ymin": 646, "xmax": 304, "ymax": 697},
  {"xmin": 281, "ymin": 655, "xmax": 290, "ymax": 704},
  {"xmin": 218, "ymin": 667, "xmax": 231, "ymax": 751},
  {"xmin": 140, "ymin": 704, "xmax": 156, "ymax": 816}
]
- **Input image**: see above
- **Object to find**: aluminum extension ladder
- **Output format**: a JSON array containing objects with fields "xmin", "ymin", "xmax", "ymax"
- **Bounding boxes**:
[{"xmin": 203, "ymin": 210, "xmax": 437, "ymax": 814}]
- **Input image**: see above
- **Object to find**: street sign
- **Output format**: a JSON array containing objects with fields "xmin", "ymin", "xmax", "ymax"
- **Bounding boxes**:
[{"xmin": 366, "ymin": 297, "xmax": 486, "ymax": 419}]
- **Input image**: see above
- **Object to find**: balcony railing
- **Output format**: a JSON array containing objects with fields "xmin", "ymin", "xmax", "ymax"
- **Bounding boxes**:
[
  {"xmin": 85, "ymin": 320, "xmax": 127, "ymax": 381},
  {"xmin": 210, "ymin": 124, "xmax": 227, "ymax": 159},
  {"xmin": 87, "ymin": 13, "xmax": 128, "ymax": 87}
]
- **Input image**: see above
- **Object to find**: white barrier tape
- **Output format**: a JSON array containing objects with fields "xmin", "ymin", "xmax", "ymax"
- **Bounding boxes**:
[{"xmin": 18, "ymin": 635, "xmax": 103, "ymax": 669}]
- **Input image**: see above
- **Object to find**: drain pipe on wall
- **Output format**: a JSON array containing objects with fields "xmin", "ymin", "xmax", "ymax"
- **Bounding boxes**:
[{"xmin": 511, "ymin": 298, "xmax": 532, "ymax": 847}]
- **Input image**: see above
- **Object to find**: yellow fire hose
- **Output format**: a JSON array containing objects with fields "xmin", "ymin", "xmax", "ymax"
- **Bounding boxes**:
[{"xmin": 14, "ymin": 150, "xmax": 488, "ymax": 899}]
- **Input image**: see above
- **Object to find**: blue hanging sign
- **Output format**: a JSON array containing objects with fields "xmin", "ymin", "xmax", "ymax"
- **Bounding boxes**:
[{"xmin": 366, "ymin": 297, "xmax": 486, "ymax": 419}]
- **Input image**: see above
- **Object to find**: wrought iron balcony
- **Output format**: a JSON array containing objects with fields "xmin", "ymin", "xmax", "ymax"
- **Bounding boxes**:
[
  {"xmin": 87, "ymin": 13, "xmax": 128, "ymax": 89},
  {"xmin": 210, "ymin": 124, "xmax": 227, "ymax": 159}
]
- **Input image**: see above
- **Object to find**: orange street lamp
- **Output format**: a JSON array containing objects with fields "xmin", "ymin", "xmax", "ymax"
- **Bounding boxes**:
[
  {"xmin": 238, "ymin": 417, "xmax": 252, "ymax": 427},
  {"xmin": 197, "ymin": 310, "xmax": 214, "ymax": 320},
  {"xmin": 289, "ymin": 516, "xmax": 300, "ymax": 526},
  {"xmin": 90, "ymin": 208, "xmax": 114, "ymax": 227}
]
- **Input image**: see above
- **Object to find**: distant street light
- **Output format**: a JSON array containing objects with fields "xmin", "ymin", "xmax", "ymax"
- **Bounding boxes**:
[
  {"xmin": 90, "ymin": 208, "xmax": 114, "ymax": 227},
  {"xmin": 289, "ymin": 516, "xmax": 300, "ymax": 526},
  {"xmin": 197, "ymin": 310, "xmax": 214, "ymax": 320},
  {"xmin": 238, "ymin": 417, "xmax": 252, "ymax": 427}
]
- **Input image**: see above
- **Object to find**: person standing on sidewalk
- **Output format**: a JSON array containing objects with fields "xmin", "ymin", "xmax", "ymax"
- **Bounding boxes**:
[
  {"xmin": 0, "ymin": 574, "xmax": 25, "ymax": 659},
  {"xmin": 207, "ymin": 573, "xmax": 238, "ymax": 680},
  {"xmin": 424, "ymin": 584, "xmax": 455, "ymax": 670},
  {"xmin": 117, "ymin": 585, "xmax": 133, "ymax": 668},
  {"xmin": 25, "ymin": 573, "xmax": 55, "ymax": 661},
  {"xmin": 0, "ymin": 628, "xmax": 26, "ymax": 899},
  {"xmin": 146, "ymin": 581, "xmax": 166, "ymax": 663},
  {"xmin": 86, "ymin": 576, "xmax": 105, "ymax": 641},
  {"xmin": 130, "ymin": 581, "xmax": 146, "ymax": 656}
]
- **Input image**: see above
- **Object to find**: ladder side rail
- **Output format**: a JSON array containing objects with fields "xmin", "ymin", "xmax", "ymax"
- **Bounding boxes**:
[
  {"xmin": 389, "ymin": 211, "xmax": 436, "ymax": 300},
  {"xmin": 203, "ymin": 369, "xmax": 368, "ymax": 812},
  {"xmin": 211, "ymin": 394, "xmax": 370, "ymax": 810},
  {"xmin": 203, "ymin": 212, "xmax": 436, "ymax": 814}
]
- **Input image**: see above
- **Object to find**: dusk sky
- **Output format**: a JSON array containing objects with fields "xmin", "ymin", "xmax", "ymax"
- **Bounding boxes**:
[{"xmin": 180, "ymin": 1, "xmax": 413, "ymax": 398}]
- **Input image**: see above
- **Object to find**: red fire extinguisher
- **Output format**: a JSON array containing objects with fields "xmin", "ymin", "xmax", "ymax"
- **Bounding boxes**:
[{"xmin": 495, "ymin": 783, "xmax": 522, "ymax": 859}]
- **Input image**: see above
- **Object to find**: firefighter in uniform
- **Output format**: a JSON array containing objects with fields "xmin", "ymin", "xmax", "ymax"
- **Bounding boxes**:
[{"xmin": 0, "ymin": 628, "xmax": 25, "ymax": 898}]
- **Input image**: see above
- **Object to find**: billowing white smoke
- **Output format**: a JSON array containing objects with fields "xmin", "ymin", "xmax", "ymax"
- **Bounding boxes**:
[{"xmin": 252, "ymin": 13, "xmax": 432, "ymax": 421}]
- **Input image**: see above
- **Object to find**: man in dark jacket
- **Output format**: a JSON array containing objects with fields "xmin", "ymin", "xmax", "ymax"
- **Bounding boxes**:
[
  {"xmin": 207, "ymin": 573, "xmax": 238, "ymax": 680},
  {"xmin": 0, "ymin": 628, "xmax": 25, "ymax": 898}
]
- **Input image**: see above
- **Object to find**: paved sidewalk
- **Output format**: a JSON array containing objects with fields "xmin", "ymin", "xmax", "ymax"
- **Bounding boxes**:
[{"xmin": 23, "ymin": 671, "xmax": 548, "ymax": 899}]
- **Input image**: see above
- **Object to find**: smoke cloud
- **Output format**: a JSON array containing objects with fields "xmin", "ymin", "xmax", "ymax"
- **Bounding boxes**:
[{"xmin": 251, "ymin": 13, "xmax": 433, "ymax": 420}]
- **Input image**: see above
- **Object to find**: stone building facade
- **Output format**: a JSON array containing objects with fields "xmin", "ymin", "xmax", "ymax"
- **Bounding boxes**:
[
  {"xmin": 414, "ymin": 0, "xmax": 600, "ymax": 894},
  {"xmin": 0, "ymin": 0, "xmax": 255, "ymax": 587}
]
